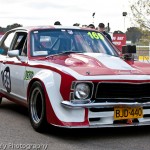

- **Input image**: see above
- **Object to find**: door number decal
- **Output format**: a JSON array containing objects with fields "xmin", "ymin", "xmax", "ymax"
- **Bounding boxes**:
[{"xmin": 1, "ymin": 66, "xmax": 11, "ymax": 93}]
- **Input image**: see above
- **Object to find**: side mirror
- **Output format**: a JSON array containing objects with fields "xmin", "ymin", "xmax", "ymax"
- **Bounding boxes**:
[
  {"xmin": 7, "ymin": 49, "xmax": 19, "ymax": 57},
  {"xmin": 7, "ymin": 49, "xmax": 28, "ymax": 62}
]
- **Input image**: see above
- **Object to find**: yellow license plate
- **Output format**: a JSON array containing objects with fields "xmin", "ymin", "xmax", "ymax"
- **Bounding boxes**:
[{"xmin": 114, "ymin": 107, "xmax": 143, "ymax": 120}]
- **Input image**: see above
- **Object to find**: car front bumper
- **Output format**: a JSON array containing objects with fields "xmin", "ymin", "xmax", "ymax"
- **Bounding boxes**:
[{"xmin": 61, "ymin": 101, "xmax": 150, "ymax": 128}]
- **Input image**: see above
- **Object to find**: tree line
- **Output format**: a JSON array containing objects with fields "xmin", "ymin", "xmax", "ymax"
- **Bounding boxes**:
[
  {"xmin": 0, "ymin": 23, "xmax": 149, "ymax": 46},
  {"xmin": 0, "ymin": 23, "xmax": 22, "ymax": 32}
]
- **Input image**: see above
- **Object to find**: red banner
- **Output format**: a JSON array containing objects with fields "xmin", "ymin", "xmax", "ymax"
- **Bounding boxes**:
[{"xmin": 112, "ymin": 34, "xmax": 126, "ymax": 51}]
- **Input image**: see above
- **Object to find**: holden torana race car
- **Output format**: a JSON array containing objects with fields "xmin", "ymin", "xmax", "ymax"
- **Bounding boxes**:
[{"xmin": 0, "ymin": 25, "xmax": 150, "ymax": 132}]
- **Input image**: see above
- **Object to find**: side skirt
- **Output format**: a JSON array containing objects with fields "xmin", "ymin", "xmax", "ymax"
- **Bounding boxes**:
[{"xmin": 0, "ymin": 90, "xmax": 28, "ymax": 107}]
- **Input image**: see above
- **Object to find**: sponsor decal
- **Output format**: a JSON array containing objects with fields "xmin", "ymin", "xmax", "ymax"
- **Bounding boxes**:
[
  {"xmin": 24, "ymin": 71, "xmax": 34, "ymax": 80},
  {"xmin": 1, "ymin": 67, "xmax": 11, "ymax": 93}
]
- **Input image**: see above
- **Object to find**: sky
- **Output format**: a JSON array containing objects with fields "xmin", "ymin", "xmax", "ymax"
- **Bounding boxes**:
[{"xmin": 0, "ymin": 0, "xmax": 134, "ymax": 32}]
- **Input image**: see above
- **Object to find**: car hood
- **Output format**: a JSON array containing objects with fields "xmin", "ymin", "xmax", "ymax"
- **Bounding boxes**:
[{"xmin": 45, "ymin": 53, "xmax": 150, "ymax": 76}]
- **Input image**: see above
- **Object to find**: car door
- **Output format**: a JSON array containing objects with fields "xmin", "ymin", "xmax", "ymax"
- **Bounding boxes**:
[
  {"xmin": 0, "ymin": 30, "xmax": 15, "ymax": 93},
  {"xmin": 0, "ymin": 30, "xmax": 28, "ymax": 101}
]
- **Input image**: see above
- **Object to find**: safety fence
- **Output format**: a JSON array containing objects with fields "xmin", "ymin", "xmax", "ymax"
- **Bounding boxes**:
[{"xmin": 136, "ymin": 46, "xmax": 150, "ymax": 63}]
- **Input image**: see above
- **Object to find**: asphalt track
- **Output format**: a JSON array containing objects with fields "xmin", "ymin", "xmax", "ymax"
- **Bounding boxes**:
[{"xmin": 0, "ymin": 98, "xmax": 150, "ymax": 150}]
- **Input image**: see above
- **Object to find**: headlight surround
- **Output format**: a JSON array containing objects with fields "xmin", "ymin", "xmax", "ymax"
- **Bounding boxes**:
[{"xmin": 74, "ymin": 83, "xmax": 91, "ymax": 100}]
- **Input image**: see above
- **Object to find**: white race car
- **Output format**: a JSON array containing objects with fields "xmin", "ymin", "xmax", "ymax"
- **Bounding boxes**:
[{"xmin": 0, "ymin": 26, "xmax": 150, "ymax": 132}]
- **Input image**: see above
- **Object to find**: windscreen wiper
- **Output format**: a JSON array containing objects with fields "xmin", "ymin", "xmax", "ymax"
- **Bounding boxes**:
[
  {"xmin": 45, "ymin": 51, "xmax": 83, "ymax": 59},
  {"xmin": 59, "ymin": 51, "xmax": 83, "ymax": 55}
]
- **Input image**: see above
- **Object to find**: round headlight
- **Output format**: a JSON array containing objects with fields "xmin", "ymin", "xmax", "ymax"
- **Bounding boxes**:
[{"xmin": 74, "ymin": 83, "xmax": 90, "ymax": 99}]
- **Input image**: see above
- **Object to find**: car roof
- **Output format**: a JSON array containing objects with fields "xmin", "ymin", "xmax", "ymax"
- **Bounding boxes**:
[{"xmin": 9, "ymin": 25, "xmax": 95, "ymax": 33}]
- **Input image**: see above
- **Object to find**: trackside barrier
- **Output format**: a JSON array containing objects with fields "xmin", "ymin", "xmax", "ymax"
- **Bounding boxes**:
[
  {"xmin": 138, "ymin": 56, "xmax": 150, "ymax": 63},
  {"xmin": 136, "ymin": 45, "xmax": 150, "ymax": 63}
]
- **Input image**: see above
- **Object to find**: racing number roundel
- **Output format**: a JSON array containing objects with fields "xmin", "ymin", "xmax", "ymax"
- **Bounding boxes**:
[{"xmin": 1, "ymin": 67, "xmax": 11, "ymax": 93}]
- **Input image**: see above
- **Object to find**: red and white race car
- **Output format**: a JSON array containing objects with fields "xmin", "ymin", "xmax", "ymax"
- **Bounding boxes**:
[{"xmin": 0, "ymin": 26, "xmax": 150, "ymax": 132}]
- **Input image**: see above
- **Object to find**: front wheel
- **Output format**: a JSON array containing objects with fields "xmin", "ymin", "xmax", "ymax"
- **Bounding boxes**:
[{"xmin": 29, "ymin": 81, "xmax": 47, "ymax": 132}]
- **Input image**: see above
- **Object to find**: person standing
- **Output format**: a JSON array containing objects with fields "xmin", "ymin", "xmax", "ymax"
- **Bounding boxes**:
[
  {"xmin": 88, "ymin": 24, "xmax": 95, "ymax": 29},
  {"xmin": 98, "ymin": 23, "xmax": 112, "ymax": 42}
]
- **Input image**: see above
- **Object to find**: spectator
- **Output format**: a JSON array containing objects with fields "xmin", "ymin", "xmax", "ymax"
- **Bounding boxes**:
[
  {"xmin": 88, "ymin": 24, "xmax": 95, "ymax": 29},
  {"xmin": 98, "ymin": 23, "xmax": 112, "ymax": 42},
  {"xmin": 54, "ymin": 21, "xmax": 61, "ymax": 25},
  {"xmin": 73, "ymin": 23, "xmax": 80, "ymax": 26},
  {"xmin": 82, "ymin": 25, "xmax": 88, "ymax": 28}
]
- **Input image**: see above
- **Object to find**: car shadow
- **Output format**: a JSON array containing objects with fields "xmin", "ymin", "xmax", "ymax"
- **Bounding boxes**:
[
  {"xmin": 1, "ymin": 99, "xmax": 150, "ymax": 140},
  {"xmin": 0, "ymin": 98, "xmax": 28, "ymax": 117},
  {"xmin": 45, "ymin": 125, "xmax": 150, "ymax": 140}
]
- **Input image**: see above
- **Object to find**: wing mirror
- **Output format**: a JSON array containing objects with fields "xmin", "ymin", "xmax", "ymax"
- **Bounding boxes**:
[
  {"xmin": 7, "ymin": 49, "xmax": 27, "ymax": 62},
  {"xmin": 7, "ymin": 49, "xmax": 19, "ymax": 57}
]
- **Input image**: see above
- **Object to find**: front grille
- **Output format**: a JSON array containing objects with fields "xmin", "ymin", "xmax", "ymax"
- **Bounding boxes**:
[{"xmin": 95, "ymin": 82, "xmax": 150, "ymax": 100}]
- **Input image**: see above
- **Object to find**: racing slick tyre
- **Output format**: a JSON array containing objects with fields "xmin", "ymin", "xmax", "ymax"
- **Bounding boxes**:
[{"xmin": 29, "ymin": 81, "xmax": 48, "ymax": 132}]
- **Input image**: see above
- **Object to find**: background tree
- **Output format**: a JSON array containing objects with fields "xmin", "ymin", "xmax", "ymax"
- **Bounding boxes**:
[
  {"xmin": 6, "ymin": 23, "xmax": 22, "ymax": 30},
  {"xmin": 130, "ymin": 0, "xmax": 150, "ymax": 29},
  {"xmin": 0, "ymin": 23, "xmax": 22, "ymax": 32},
  {"xmin": 126, "ymin": 27, "xmax": 142, "ymax": 44},
  {"xmin": 113, "ymin": 30, "xmax": 124, "ymax": 34},
  {"xmin": 0, "ymin": 26, "xmax": 7, "ymax": 32}
]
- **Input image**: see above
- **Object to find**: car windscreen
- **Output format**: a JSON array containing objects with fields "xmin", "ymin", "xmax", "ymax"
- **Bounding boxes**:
[{"xmin": 30, "ymin": 29, "xmax": 119, "ymax": 57}]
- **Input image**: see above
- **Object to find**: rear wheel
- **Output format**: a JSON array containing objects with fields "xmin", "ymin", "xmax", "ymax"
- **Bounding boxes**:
[{"xmin": 29, "ymin": 81, "xmax": 47, "ymax": 132}]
